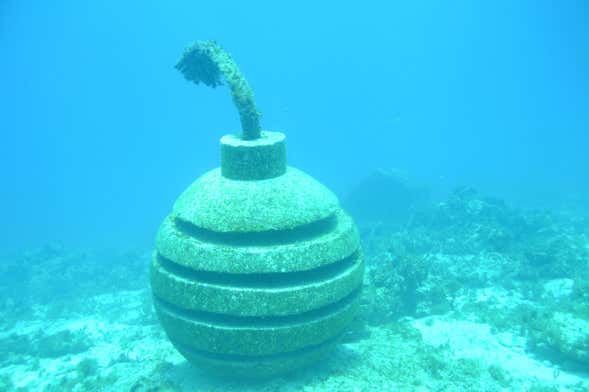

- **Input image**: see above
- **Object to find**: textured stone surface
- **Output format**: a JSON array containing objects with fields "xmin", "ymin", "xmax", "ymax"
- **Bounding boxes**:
[
  {"xmin": 173, "ymin": 166, "xmax": 339, "ymax": 233},
  {"xmin": 175, "ymin": 339, "xmax": 338, "ymax": 379},
  {"xmin": 152, "ymin": 136, "xmax": 364, "ymax": 377},
  {"xmin": 156, "ymin": 210, "xmax": 359, "ymax": 274},
  {"xmin": 154, "ymin": 291, "xmax": 360, "ymax": 356},
  {"xmin": 150, "ymin": 252, "xmax": 364, "ymax": 316},
  {"xmin": 220, "ymin": 131, "xmax": 286, "ymax": 180}
]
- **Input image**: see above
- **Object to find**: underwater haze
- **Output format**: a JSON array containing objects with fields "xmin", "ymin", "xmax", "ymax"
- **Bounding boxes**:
[
  {"xmin": 1, "ymin": 1, "xmax": 588, "ymax": 251},
  {"xmin": 1, "ymin": 1, "xmax": 589, "ymax": 391}
]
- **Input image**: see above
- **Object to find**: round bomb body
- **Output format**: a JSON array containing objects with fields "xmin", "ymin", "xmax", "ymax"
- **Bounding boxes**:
[{"xmin": 151, "ymin": 42, "xmax": 364, "ymax": 378}]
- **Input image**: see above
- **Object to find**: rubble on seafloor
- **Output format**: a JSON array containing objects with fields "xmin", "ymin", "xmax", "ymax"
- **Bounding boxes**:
[{"xmin": 0, "ymin": 187, "xmax": 588, "ymax": 391}]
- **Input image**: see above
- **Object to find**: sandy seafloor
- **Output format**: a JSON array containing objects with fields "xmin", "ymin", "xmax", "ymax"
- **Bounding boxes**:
[
  {"xmin": 1, "ymin": 189, "xmax": 588, "ymax": 391},
  {"xmin": 1, "ymin": 284, "xmax": 587, "ymax": 391}
]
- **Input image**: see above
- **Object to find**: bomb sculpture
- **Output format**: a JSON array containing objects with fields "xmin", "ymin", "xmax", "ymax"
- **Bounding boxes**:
[{"xmin": 151, "ymin": 41, "xmax": 364, "ymax": 378}]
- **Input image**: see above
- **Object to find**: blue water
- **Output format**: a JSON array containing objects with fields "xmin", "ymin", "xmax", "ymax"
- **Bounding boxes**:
[
  {"xmin": 1, "ymin": 2, "xmax": 589, "ymax": 390},
  {"xmin": 1, "ymin": 1, "xmax": 587, "ymax": 252}
]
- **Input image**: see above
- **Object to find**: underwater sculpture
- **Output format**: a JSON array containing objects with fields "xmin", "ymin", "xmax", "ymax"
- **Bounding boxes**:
[{"xmin": 150, "ymin": 41, "xmax": 364, "ymax": 377}]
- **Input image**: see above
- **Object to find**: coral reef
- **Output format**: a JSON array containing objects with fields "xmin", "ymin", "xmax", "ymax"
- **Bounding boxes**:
[
  {"xmin": 360, "ymin": 186, "xmax": 589, "ymax": 377},
  {"xmin": 0, "ymin": 244, "xmax": 150, "ymax": 315},
  {"xmin": 344, "ymin": 168, "xmax": 430, "ymax": 224},
  {"xmin": 0, "ymin": 186, "xmax": 587, "ymax": 390},
  {"xmin": 1, "ymin": 328, "xmax": 92, "ymax": 361}
]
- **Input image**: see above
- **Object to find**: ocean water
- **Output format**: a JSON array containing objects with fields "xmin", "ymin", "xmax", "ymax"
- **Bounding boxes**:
[{"xmin": 1, "ymin": 1, "xmax": 588, "ymax": 391}]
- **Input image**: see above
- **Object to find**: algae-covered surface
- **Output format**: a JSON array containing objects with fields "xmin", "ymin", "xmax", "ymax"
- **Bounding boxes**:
[
  {"xmin": 1, "ymin": 188, "xmax": 588, "ymax": 391},
  {"xmin": 173, "ymin": 167, "xmax": 339, "ymax": 232}
]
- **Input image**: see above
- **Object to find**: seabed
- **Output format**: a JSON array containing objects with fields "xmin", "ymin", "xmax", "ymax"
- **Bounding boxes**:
[{"xmin": 1, "ymin": 189, "xmax": 588, "ymax": 391}]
